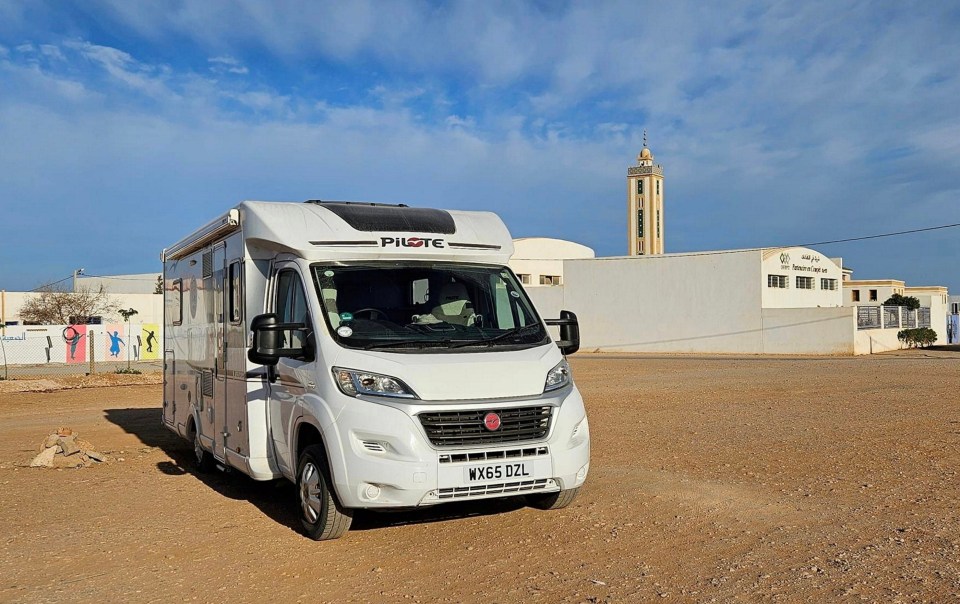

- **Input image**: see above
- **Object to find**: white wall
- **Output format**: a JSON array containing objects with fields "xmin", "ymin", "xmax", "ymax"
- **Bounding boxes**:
[
  {"xmin": 0, "ymin": 322, "xmax": 164, "ymax": 366},
  {"xmin": 562, "ymin": 252, "xmax": 766, "ymax": 353},
  {"xmin": 760, "ymin": 307, "xmax": 854, "ymax": 355},
  {"xmin": 525, "ymin": 286, "xmax": 565, "ymax": 322},
  {"xmin": 854, "ymin": 328, "xmax": 903, "ymax": 355},
  {"xmin": 553, "ymin": 252, "xmax": 865, "ymax": 355}
]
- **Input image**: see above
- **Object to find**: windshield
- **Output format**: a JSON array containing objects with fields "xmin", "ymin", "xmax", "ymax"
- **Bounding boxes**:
[{"xmin": 311, "ymin": 262, "xmax": 550, "ymax": 352}]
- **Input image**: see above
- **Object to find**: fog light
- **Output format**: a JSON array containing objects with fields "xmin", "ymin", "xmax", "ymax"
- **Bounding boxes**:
[
  {"xmin": 364, "ymin": 484, "xmax": 381, "ymax": 500},
  {"xmin": 576, "ymin": 464, "xmax": 589, "ymax": 480}
]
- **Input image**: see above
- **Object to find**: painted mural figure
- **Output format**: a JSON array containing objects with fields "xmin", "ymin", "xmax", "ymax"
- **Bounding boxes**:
[
  {"xmin": 108, "ymin": 331, "xmax": 125, "ymax": 358},
  {"xmin": 144, "ymin": 329, "xmax": 157, "ymax": 353},
  {"xmin": 63, "ymin": 326, "xmax": 84, "ymax": 360}
]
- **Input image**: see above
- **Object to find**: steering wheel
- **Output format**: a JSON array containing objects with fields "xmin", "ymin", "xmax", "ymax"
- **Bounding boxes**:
[{"xmin": 352, "ymin": 308, "xmax": 389, "ymax": 321}]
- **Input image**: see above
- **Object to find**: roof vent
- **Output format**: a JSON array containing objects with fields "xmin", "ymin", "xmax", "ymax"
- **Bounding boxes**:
[{"xmin": 306, "ymin": 200, "xmax": 456, "ymax": 234}]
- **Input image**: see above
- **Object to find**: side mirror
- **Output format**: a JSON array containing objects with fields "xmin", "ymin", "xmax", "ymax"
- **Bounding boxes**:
[
  {"xmin": 248, "ymin": 313, "xmax": 313, "ymax": 366},
  {"xmin": 545, "ymin": 310, "xmax": 580, "ymax": 356}
]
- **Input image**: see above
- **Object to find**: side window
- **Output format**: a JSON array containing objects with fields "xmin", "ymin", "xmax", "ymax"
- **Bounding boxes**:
[
  {"xmin": 276, "ymin": 270, "xmax": 308, "ymax": 324},
  {"xmin": 170, "ymin": 279, "xmax": 183, "ymax": 325},
  {"xmin": 275, "ymin": 269, "xmax": 311, "ymax": 353},
  {"xmin": 228, "ymin": 261, "xmax": 242, "ymax": 324}
]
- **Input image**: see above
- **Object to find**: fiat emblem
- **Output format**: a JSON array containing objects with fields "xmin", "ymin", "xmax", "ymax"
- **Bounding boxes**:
[{"xmin": 483, "ymin": 412, "xmax": 501, "ymax": 431}]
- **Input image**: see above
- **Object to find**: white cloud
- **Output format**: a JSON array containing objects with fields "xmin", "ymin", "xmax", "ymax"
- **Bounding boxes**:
[
  {"xmin": 208, "ymin": 55, "xmax": 248, "ymax": 74},
  {"xmin": 39, "ymin": 44, "xmax": 65, "ymax": 61}
]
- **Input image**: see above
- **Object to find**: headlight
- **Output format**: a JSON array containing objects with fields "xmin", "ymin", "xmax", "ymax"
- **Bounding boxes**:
[
  {"xmin": 333, "ymin": 367, "xmax": 419, "ymax": 399},
  {"xmin": 544, "ymin": 359, "xmax": 571, "ymax": 392}
]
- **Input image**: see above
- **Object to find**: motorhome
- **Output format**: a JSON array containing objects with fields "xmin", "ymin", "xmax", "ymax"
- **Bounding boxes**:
[{"xmin": 161, "ymin": 200, "xmax": 590, "ymax": 540}]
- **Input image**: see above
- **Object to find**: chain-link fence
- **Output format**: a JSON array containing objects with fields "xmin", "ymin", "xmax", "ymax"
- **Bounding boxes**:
[{"xmin": 0, "ymin": 323, "xmax": 163, "ymax": 380}]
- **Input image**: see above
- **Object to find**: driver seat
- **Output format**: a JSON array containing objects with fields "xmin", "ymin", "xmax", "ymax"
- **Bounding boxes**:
[{"xmin": 430, "ymin": 281, "xmax": 476, "ymax": 326}]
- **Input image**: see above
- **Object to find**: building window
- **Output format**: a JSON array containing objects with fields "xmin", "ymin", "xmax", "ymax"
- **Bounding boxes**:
[
  {"xmin": 796, "ymin": 276, "xmax": 814, "ymax": 289},
  {"xmin": 952, "ymin": 303, "xmax": 959, "ymax": 314},
  {"xmin": 656, "ymin": 209, "xmax": 660, "ymax": 238},
  {"xmin": 656, "ymin": 181, "xmax": 660, "ymax": 195},
  {"xmin": 852, "ymin": 290, "xmax": 860, "ymax": 302},
  {"xmin": 820, "ymin": 278, "xmax": 837, "ymax": 291},
  {"xmin": 539, "ymin": 275, "xmax": 562, "ymax": 286},
  {"xmin": 637, "ymin": 180, "xmax": 643, "ymax": 195},
  {"xmin": 869, "ymin": 289, "xmax": 878, "ymax": 301},
  {"xmin": 637, "ymin": 209, "xmax": 643, "ymax": 234},
  {"xmin": 767, "ymin": 274, "xmax": 788, "ymax": 288},
  {"xmin": 517, "ymin": 274, "xmax": 531, "ymax": 285}
]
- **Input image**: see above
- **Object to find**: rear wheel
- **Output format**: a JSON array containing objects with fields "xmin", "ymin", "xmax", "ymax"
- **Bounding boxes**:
[
  {"xmin": 190, "ymin": 420, "xmax": 215, "ymax": 473},
  {"xmin": 528, "ymin": 487, "xmax": 580, "ymax": 510},
  {"xmin": 297, "ymin": 445, "xmax": 353, "ymax": 540}
]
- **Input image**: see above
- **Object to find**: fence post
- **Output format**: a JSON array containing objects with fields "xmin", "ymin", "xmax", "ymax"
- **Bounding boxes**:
[{"xmin": 89, "ymin": 329, "xmax": 95, "ymax": 375}]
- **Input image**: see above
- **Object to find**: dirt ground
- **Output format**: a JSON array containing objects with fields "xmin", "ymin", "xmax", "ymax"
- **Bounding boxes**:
[{"xmin": 1, "ymin": 351, "xmax": 958, "ymax": 603}]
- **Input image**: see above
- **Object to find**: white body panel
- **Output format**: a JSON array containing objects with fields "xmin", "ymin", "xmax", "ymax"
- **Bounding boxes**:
[{"xmin": 162, "ymin": 200, "xmax": 590, "ymax": 510}]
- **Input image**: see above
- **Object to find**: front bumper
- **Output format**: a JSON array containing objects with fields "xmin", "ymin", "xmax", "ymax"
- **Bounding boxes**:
[{"xmin": 322, "ymin": 385, "xmax": 590, "ymax": 509}]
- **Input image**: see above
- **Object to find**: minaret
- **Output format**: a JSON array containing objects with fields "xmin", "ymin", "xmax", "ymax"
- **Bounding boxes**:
[{"xmin": 627, "ymin": 131, "xmax": 664, "ymax": 255}]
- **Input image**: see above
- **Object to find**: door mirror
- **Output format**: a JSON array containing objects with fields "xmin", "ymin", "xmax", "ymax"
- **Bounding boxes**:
[
  {"xmin": 248, "ymin": 313, "xmax": 313, "ymax": 365},
  {"xmin": 545, "ymin": 310, "xmax": 580, "ymax": 356}
]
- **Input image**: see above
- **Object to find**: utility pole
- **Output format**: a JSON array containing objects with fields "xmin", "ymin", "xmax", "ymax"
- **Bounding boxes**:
[{"xmin": 72, "ymin": 268, "xmax": 85, "ymax": 292}]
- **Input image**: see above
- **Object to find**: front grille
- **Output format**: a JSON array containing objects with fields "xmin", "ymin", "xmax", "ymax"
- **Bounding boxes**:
[
  {"xmin": 439, "ymin": 446, "xmax": 548, "ymax": 464},
  {"xmin": 418, "ymin": 406, "xmax": 553, "ymax": 447},
  {"xmin": 436, "ymin": 479, "xmax": 551, "ymax": 500}
]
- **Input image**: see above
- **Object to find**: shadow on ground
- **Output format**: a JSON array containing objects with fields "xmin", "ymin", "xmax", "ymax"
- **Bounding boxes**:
[{"xmin": 104, "ymin": 407, "xmax": 530, "ymax": 537}]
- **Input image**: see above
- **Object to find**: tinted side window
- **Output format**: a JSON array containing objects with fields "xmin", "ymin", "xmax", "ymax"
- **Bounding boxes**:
[{"xmin": 275, "ymin": 269, "xmax": 311, "ymax": 353}]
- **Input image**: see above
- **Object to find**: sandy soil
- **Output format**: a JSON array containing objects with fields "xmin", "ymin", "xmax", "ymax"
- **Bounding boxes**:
[{"xmin": 1, "ymin": 351, "xmax": 958, "ymax": 603}]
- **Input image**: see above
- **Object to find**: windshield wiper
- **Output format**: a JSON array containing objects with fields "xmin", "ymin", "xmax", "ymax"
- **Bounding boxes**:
[
  {"xmin": 363, "ymin": 339, "xmax": 437, "ymax": 350},
  {"xmin": 446, "ymin": 324, "xmax": 542, "ymax": 349}
]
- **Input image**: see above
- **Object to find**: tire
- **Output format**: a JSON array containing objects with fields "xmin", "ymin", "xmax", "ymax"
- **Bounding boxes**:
[
  {"xmin": 528, "ymin": 487, "xmax": 581, "ymax": 510},
  {"xmin": 296, "ymin": 445, "xmax": 353, "ymax": 540},
  {"xmin": 190, "ymin": 421, "xmax": 215, "ymax": 473}
]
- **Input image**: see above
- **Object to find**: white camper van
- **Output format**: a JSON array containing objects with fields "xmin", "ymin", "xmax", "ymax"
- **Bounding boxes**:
[{"xmin": 161, "ymin": 201, "xmax": 589, "ymax": 540}]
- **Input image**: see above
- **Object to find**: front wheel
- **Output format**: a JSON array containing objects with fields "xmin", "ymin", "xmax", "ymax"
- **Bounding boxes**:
[
  {"xmin": 296, "ymin": 445, "xmax": 353, "ymax": 540},
  {"xmin": 528, "ymin": 487, "xmax": 581, "ymax": 510}
]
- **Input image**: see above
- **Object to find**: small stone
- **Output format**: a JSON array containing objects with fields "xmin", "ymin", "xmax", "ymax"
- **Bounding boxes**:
[
  {"xmin": 58, "ymin": 436, "xmax": 81, "ymax": 456},
  {"xmin": 56, "ymin": 427, "xmax": 73, "ymax": 436},
  {"xmin": 30, "ymin": 447, "xmax": 57, "ymax": 468},
  {"xmin": 43, "ymin": 434, "xmax": 59, "ymax": 449},
  {"xmin": 86, "ymin": 451, "xmax": 105, "ymax": 462}
]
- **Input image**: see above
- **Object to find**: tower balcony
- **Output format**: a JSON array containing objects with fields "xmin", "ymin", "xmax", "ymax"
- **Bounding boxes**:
[{"xmin": 627, "ymin": 165, "xmax": 663, "ymax": 177}]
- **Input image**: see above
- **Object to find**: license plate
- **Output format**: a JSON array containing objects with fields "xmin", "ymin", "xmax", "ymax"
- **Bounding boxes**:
[{"xmin": 464, "ymin": 462, "xmax": 532, "ymax": 482}]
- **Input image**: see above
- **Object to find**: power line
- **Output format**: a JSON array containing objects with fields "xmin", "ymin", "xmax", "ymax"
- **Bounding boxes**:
[
  {"xmin": 29, "ymin": 275, "xmax": 73, "ymax": 292},
  {"xmin": 612, "ymin": 221, "xmax": 960, "ymax": 260},
  {"xmin": 799, "ymin": 222, "xmax": 960, "ymax": 248},
  {"xmin": 80, "ymin": 274, "xmax": 159, "ymax": 281}
]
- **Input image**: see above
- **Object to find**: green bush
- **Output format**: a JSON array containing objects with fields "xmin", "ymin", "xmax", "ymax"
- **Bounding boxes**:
[
  {"xmin": 115, "ymin": 367, "xmax": 143, "ymax": 375},
  {"xmin": 883, "ymin": 294, "xmax": 921, "ymax": 310},
  {"xmin": 897, "ymin": 327, "xmax": 938, "ymax": 348}
]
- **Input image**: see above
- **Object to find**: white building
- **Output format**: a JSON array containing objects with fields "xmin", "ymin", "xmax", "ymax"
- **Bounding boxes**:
[
  {"xmin": 525, "ymin": 246, "xmax": 854, "ymax": 355},
  {"xmin": 517, "ymin": 142, "xmax": 950, "ymax": 355},
  {"xmin": 508, "ymin": 238, "xmax": 595, "ymax": 287}
]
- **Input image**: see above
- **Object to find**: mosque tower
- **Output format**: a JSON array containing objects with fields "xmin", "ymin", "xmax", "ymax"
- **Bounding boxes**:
[{"xmin": 626, "ymin": 131, "xmax": 664, "ymax": 255}]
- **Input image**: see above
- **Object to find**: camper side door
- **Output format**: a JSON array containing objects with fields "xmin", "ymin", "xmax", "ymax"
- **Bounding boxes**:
[{"xmin": 267, "ymin": 264, "xmax": 313, "ymax": 476}]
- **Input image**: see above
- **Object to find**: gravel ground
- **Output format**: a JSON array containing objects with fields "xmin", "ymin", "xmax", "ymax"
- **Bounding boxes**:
[{"xmin": 0, "ymin": 350, "xmax": 958, "ymax": 603}]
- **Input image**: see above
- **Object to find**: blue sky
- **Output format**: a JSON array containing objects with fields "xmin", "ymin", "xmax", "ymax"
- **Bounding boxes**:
[{"xmin": 1, "ymin": 0, "xmax": 959, "ymax": 293}]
